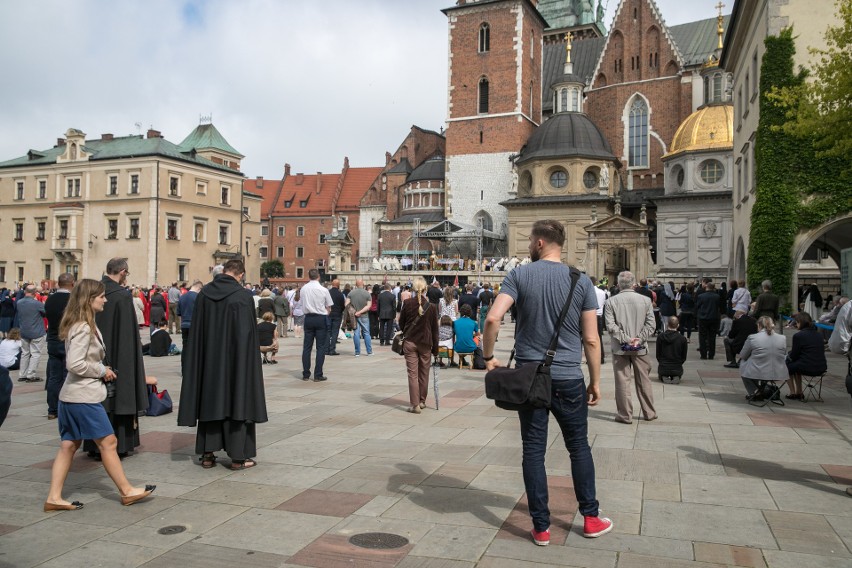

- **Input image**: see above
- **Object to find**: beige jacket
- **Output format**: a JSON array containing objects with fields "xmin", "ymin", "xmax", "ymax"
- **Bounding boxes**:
[
  {"xmin": 58, "ymin": 322, "xmax": 107, "ymax": 404},
  {"xmin": 604, "ymin": 289, "xmax": 656, "ymax": 356}
]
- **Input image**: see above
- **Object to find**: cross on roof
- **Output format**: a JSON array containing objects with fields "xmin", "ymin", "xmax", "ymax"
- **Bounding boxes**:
[{"xmin": 715, "ymin": 2, "xmax": 725, "ymax": 17}]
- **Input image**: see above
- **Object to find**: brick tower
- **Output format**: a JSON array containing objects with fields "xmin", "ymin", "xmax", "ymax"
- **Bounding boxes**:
[{"xmin": 442, "ymin": 0, "xmax": 546, "ymax": 241}]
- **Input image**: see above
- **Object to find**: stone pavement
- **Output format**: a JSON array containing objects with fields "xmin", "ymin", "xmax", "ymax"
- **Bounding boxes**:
[{"xmin": 1, "ymin": 325, "xmax": 851, "ymax": 568}]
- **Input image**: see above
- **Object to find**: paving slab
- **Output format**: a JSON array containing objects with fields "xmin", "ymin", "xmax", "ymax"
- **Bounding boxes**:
[
  {"xmin": 640, "ymin": 500, "xmax": 777, "ymax": 548},
  {"xmin": 615, "ymin": 552, "xmax": 727, "ymax": 568},
  {"xmin": 484, "ymin": 537, "xmax": 617, "ymax": 568},
  {"xmin": 692, "ymin": 542, "xmax": 767, "ymax": 567},
  {"xmin": 764, "ymin": 480, "xmax": 852, "ymax": 516},
  {"xmin": 409, "ymin": 524, "xmax": 497, "ymax": 562},
  {"xmin": 137, "ymin": 541, "xmax": 289, "ymax": 568},
  {"xmin": 680, "ymin": 473, "xmax": 776, "ymax": 509},
  {"xmin": 179, "ymin": 479, "xmax": 302, "ymax": 509},
  {"xmin": 761, "ymin": 549, "xmax": 852, "ymax": 568},
  {"xmin": 0, "ymin": 518, "xmax": 115, "ymax": 568},
  {"xmin": 36, "ymin": 539, "xmax": 164, "ymax": 568},
  {"xmin": 763, "ymin": 510, "xmax": 851, "ymax": 556}
]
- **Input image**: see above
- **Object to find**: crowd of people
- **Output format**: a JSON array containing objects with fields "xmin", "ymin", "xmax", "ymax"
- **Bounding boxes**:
[{"xmin": 1, "ymin": 228, "xmax": 850, "ymax": 537}]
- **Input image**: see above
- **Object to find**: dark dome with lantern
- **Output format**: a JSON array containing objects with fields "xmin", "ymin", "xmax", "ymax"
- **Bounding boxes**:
[{"xmin": 516, "ymin": 113, "xmax": 615, "ymax": 166}]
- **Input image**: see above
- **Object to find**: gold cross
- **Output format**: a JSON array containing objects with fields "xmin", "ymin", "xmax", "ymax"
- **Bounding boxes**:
[{"xmin": 715, "ymin": 2, "xmax": 725, "ymax": 17}]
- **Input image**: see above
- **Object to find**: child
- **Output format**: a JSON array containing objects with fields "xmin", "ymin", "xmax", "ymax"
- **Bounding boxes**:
[
  {"xmin": 656, "ymin": 316, "xmax": 688, "ymax": 384},
  {"xmin": 435, "ymin": 315, "xmax": 454, "ymax": 367},
  {"xmin": 0, "ymin": 328, "xmax": 22, "ymax": 427}
]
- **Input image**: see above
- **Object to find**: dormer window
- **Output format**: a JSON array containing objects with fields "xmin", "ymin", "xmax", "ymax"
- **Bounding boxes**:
[{"xmin": 478, "ymin": 23, "xmax": 490, "ymax": 53}]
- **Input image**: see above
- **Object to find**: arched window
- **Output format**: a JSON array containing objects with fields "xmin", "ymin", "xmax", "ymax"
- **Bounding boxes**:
[
  {"xmin": 560, "ymin": 88, "xmax": 568, "ymax": 111},
  {"xmin": 475, "ymin": 211, "xmax": 493, "ymax": 232},
  {"xmin": 628, "ymin": 97, "xmax": 649, "ymax": 168},
  {"xmin": 571, "ymin": 88, "xmax": 579, "ymax": 111},
  {"xmin": 478, "ymin": 77, "xmax": 489, "ymax": 114},
  {"xmin": 479, "ymin": 23, "xmax": 490, "ymax": 53},
  {"xmin": 712, "ymin": 73, "xmax": 723, "ymax": 102}
]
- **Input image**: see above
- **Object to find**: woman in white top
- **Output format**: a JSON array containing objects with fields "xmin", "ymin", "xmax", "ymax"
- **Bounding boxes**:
[
  {"xmin": 0, "ymin": 328, "xmax": 22, "ymax": 428},
  {"xmin": 44, "ymin": 279, "xmax": 155, "ymax": 512},
  {"xmin": 438, "ymin": 286, "xmax": 458, "ymax": 321},
  {"xmin": 131, "ymin": 287, "xmax": 145, "ymax": 334},
  {"xmin": 731, "ymin": 280, "xmax": 752, "ymax": 314}
]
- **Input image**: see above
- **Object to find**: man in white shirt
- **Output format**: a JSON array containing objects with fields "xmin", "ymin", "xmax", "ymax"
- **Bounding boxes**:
[
  {"xmin": 591, "ymin": 277, "xmax": 608, "ymax": 364},
  {"xmin": 300, "ymin": 269, "xmax": 334, "ymax": 382}
]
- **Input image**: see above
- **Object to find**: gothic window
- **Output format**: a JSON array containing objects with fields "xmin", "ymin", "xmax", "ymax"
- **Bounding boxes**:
[
  {"xmin": 475, "ymin": 211, "xmax": 493, "ymax": 232},
  {"xmin": 628, "ymin": 97, "xmax": 649, "ymax": 168},
  {"xmin": 478, "ymin": 77, "xmax": 489, "ymax": 114},
  {"xmin": 478, "ymin": 23, "xmax": 490, "ymax": 53}
]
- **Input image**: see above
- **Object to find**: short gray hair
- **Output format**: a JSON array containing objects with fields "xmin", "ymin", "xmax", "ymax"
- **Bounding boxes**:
[
  {"xmin": 211, "ymin": 264, "xmax": 225, "ymax": 276},
  {"xmin": 617, "ymin": 271, "xmax": 636, "ymax": 291},
  {"xmin": 761, "ymin": 279, "xmax": 772, "ymax": 291}
]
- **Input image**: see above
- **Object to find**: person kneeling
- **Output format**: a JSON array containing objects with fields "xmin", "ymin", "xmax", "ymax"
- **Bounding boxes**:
[
  {"xmin": 656, "ymin": 316, "xmax": 687, "ymax": 383},
  {"xmin": 142, "ymin": 321, "xmax": 172, "ymax": 357},
  {"xmin": 257, "ymin": 312, "xmax": 279, "ymax": 364}
]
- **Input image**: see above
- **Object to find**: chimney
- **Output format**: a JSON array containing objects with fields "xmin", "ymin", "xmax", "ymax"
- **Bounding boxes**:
[
  {"xmin": 284, "ymin": 163, "xmax": 291, "ymax": 176},
  {"xmin": 56, "ymin": 138, "xmax": 66, "ymax": 147},
  {"xmin": 146, "ymin": 128, "xmax": 161, "ymax": 139},
  {"xmin": 316, "ymin": 173, "xmax": 323, "ymax": 194},
  {"xmin": 255, "ymin": 176, "xmax": 264, "ymax": 188},
  {"xmin": 101, "ymin": 133, "xmax": 114, "ymax": 141},
  {"xmin": 296, "ymin": 173, "xmax": 304, "ymax": 185},
  {"xmin": 385, "ymin": 152, "xmax": 391, "ymax": 166}
]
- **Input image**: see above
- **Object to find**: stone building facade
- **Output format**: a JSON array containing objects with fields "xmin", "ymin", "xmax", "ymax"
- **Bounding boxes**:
[{"xmin": 0, "ymin": 124, "xmax": 260, "ymax": 287}]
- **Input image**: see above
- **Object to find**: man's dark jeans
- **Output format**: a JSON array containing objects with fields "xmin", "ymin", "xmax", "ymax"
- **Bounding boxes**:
[
  {"xmin": 46, "ymin": 340, "xmax": 67, "ymax": 416},
  {"xmin": 327, "ymin": 315, "xmax": 342, "ymax": 354},
  {"xmin": 698, "ymin": 319, "xmax": 720, "ymax": 359},
  {"xmin": 303, "ymin": 314, "xmax": 329, "ymax": 378},
  {"xmin": 518, "ymin": 377, "xmax": 598, "ymax": 531},
  {"xmin": 379, "ymin": 319, "xmax": 394, "ymax": 345}
]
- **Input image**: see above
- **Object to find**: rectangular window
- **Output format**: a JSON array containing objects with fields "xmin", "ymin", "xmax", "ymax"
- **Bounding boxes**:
[
  {"xmin": 38, "ymin": 180, "xmax": 46, "ymax": 199},
  {"xmin": 261, "ymin": 225, "xmax": 268, "ymax": 236},
  {"xmin": 0, "ymin": 266, "xmax": 5, "ymax": 282},
  {"xmin": 296, "ymin": 246, "xmax": 304, "ymax": 258},
  {"xmin": 752, "ymin": 51, "xmax": 759, "ymax": 98},
  {"xmin": 167, "ymin": 219, "xmax": 179, "ymax": 240},
  {"xmin": 36, "ymin": 222, "xmax": 46, "ymax": 240},
  {"xmin": 15, "ymin": 181, "xmax": 24, "ymax": 200},
  {"xmin": 277, "ymin": 226, "xmax": 285, "ymax": 237},
  {"xmin": 169, "ymin": 176, "xmax": 180, "ymax": 197},
  {"xmin": 297, "ymin": 226, "xmax": 304, "ymax": 237},
  {"xmin": 178, "ymin": 264, "xmax": 187, "ymax": 282},
  {"xmin": 108, "ymin": 175, "xmax": 118, "ymax": 195},
  {"xmin": 14, "ymin": 223, "xmax": 23, "ymax": 241},
  {"xmin": 107, "ymin": 219, "xmax": 118, "ymax": 240},
  {"xmin": 130, "ymin": 174, "xmax": 139, "ymax": 194},
  {"xmin": 220, "ymin": 186, "xmax": 230, "ymax": 205},
  {"xmin": 129, "ymin": 218, "xmax": 140, "ymax": 239},
  {"xmin": 259, "ymin": 246, "xmax": 268, "ymax": 258},
  {"xmin": 66, "ymin": 178, "xmax": 80, "ymax": 197},
  {"xmin": 59, "ymin": 219, "xmax": 68, "ymax": 239},
  {"xmin": 44, "ymin": 264, "xmax": 51, "ymax": 280},
  {"xmin": 219, "ymin": 225, "xmax": 229, "ymax": 245},
  {"xmin": 276, "ymin": 246, "xmax": 284, "ymax": 257},
  {"xmin": 18, "ymin": 266, "xmax": 24, "ymax": 282},
  {"xmin": 196, "ymin": 181, "xmax": 207, "ymax": 195},
  {"xmin": 296, "ymin": 267, "xmax": 304, "ymax": 279},
  {"xmin": 318, "ymin": 234, "xmax": 326, "ymax": 244}
]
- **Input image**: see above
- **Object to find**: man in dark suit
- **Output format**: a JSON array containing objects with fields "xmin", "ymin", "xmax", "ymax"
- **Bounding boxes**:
[
  {"xmin": 327, "ymin": 280, "xmax": 345, "ymax": 355},
  {"xmin": 44, "ymin": 272, "xmax": 75, "ymax": 419},
  {"xmin": 695, "ymin": 282, "xmax": 721, "ymax": 360},
  {"xmin": 377, "ymin": 284, "xmax": 397, "ymax": 346},
  {"xmin": 723, "ymin": 310, "xmax": 758, "ymax": 368}
]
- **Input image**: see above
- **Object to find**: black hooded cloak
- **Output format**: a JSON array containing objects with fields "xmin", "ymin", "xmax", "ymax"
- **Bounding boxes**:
[
  {"xmin": 178, "ymin": 274, "xmax": 267, "ymax": 428},
  {"xmin": 83, "ymin": 276, "xmax": 148, "ymax": 455}
]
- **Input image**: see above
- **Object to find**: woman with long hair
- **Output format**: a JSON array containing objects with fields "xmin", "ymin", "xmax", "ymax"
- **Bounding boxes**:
[
  {"xmin": 439, "ymin": 285, "xmax": 459, "ymax": 321},
  {"xmin": 291, "ymin": 287, "xmax": 304, "ymax": 338},
  {"xmin": 398, "ymin": 277, "xmax": 439, "ymax": 413},
  {"xmin": 44, "ymin": 279, "xmax": 155, "ymax": 511}
]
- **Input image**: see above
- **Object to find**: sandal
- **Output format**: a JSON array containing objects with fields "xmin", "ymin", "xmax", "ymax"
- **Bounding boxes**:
[
  {"xmin": 200, "ymin": 454, "xmax": 217, "ymax": 469},
  {"xmin": 230, "ymin": 458, "xmax": 257, "ymax": 470}
]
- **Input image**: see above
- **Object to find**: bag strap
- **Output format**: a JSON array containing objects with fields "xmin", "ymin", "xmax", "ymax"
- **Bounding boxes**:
[{"xmin": 543, "ymin": 268, "xmax": 581, "ymax": 367}]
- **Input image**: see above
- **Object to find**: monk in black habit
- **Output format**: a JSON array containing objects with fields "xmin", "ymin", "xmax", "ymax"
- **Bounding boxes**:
[
  {"xmin": 84, "ymin": 257, "xmax": 149, "ymax": 458},
  {"xmin": 178, "ymin": 259, "xmax": 268, "ymax": 469}
]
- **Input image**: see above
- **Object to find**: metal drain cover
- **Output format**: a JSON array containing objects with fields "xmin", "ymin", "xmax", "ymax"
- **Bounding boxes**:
[
  {"xmin": 157, "ymin": 525, "xmax": 187, "ymax": 535},
  {"xmin": 349, "ymin": 532, "xmax": 409, "ymax": 549}
]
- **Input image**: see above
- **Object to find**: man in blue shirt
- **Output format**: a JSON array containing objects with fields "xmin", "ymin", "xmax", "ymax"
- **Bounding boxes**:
[
  {"xmin": 177, "ymin": 280, "xmax": 202, "ymax": 374},
  {"xmin": 16, "ymin": 285, "xmax": 46, "ymax": 383}
]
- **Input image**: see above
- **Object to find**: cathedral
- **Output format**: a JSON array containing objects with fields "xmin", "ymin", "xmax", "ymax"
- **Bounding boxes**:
[{"xmin": 435, "ymin": 0, "xmax": 734, "ymax": 282}]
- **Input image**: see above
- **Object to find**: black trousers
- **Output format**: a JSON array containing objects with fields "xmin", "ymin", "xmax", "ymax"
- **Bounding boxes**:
[
  {"xmin": 596, "ymin": 315, "xmax": 605, "ymax": 364},
  {"xmin": 327, "ymin": 315, "xmax": 342, "ymax": 353},
  {"xmin": 379, "ymin": 318, "xmax": 394, "ymax": 345},
  {"xmin": 698, "ymin": 319, "xmax": 720, "ymax": 359}
]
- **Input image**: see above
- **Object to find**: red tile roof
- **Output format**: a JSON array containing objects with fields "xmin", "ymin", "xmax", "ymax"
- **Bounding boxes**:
[
  {"xmin": 269, "ymin": 172, "xmax": 342, "ymax": 216},
  {"xmin": 337, "ymin": 167, "xmax": 384, "ymax": 210},
  {"xmin": 242, "ymin": 178, "xmax": 283, "ymax": 218}
]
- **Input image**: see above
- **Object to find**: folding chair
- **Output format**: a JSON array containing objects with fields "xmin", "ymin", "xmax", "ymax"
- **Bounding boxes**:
[
  {"xmin": 456, "ymin": 352, "xmax": 475, "ymax": 370},
  {"xmin": 801, "ymin": 373, "xmax": 825, "ymax": 403},
  {"xmin": 748, "ymin": 379, "xmax": 787, "ymax": 407}
]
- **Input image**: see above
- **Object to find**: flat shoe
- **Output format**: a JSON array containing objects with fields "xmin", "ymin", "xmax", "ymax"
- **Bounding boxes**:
[
  {"xmin": 230, "ymin": 459, "xmax": 257, "ymax": 470},
  {"xmin": 409, "ymin": 406, "xmax": 421, "ymax": 414},
  {"xmin": 200, "ymin": 454, "xmax": 217, "ymax": 469},
  {"xmin": 121, "ymin": 485, "xmax": 156, "ymax": 506},
  {"xmin": 419, "ymin": 402, "xmax": 426, "ymax": 409},
  {"xmin": 44, "ymin": 500, "xmax": 84, "ymax": 512}
]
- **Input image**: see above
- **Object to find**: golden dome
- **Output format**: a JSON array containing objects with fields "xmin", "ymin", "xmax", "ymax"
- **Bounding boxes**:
[{"xmin": 664, "ymin": 104, "xmax": 734, "ymax": 158}]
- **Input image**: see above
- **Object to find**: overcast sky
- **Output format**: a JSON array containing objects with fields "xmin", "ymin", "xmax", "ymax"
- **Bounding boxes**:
[{"xmin": 0, "ymin": 0, "xmax": 726, "ymax": 178}]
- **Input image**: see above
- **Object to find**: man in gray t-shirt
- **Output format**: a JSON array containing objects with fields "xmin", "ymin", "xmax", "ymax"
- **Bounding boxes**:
[
  {"xmin": 482, "ymin": 219, "xmax": 611, "ymax": 544},
  {"xmin": 347, "ymin": 279, "xmax": 373, "ymax": 356}
]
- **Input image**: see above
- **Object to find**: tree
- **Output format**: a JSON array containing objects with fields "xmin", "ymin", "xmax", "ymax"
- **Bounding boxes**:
[
  {"xmin": 771, "ymin": 0, "xmax": 852, "ymax": 161},
  {"xmin": 260, "ymin": 260, "xmax": 284, "ymax": 278}
]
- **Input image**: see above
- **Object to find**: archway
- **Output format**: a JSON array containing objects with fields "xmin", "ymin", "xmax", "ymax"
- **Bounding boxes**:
[{"xmin": 790, "ymin": 212, "xmax": 852, "ymax": 306}]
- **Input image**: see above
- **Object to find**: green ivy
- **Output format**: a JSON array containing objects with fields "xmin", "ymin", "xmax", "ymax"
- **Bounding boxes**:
[{"xmin": 747, "ymin": 28, "xmax": 851, "ymax": 297}]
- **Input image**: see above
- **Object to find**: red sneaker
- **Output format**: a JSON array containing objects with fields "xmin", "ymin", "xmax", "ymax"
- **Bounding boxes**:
[
  {"xmin": 530, "ymin": 528, "xmax": 550, "ymax": 546},
  {"xmin": 583, "ymin": 515, "xmax": 613, "ymax": 538}
]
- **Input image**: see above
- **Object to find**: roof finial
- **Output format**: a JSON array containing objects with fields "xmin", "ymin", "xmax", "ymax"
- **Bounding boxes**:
[
  {"xmin": 715, "ymin": 2, "xmax": 725, "ymax": 49},
  {"xmin": 564, "ymin": 32, "xmax": 573, "ymax": 65}
]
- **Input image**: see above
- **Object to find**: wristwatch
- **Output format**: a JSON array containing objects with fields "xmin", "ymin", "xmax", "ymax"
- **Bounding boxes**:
[{"xmin": 483, "ymin": 354, "xmax": 495, "ymax": 361}]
